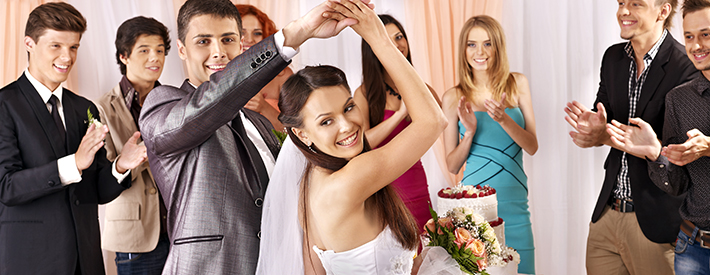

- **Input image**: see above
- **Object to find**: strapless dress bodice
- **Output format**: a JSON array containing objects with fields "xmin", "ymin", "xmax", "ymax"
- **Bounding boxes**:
[{"xmin": 312, "ymin": 226, "xmax": 415, "ymax": 274}]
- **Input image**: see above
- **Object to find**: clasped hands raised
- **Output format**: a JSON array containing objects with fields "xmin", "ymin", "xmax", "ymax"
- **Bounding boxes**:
[{"xmin": 282, "ymin": 0, "xmax": 376, "ymax": 49}]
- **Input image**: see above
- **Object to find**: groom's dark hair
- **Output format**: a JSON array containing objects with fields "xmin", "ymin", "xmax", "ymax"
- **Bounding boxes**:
[
  {"xmin": 682, "ymin": 0, "xmax": 710, "ymax": 18},
  {"xmin": 177, "ymin": 0, "xmax": 242, "ymax": 43}
]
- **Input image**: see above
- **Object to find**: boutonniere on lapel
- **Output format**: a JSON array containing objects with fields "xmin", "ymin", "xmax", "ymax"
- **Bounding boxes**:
[{"xmin": 86, "ymin": 108, "xmax": 103, "ymax": 129}]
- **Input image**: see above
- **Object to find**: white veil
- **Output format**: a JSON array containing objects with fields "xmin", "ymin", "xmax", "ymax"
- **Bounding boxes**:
[{"xmin": 256, "ymin": 137, "xmax": 308, "ymax": 274}]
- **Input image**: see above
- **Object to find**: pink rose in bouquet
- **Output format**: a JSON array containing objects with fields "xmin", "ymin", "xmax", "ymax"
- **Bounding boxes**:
[
  {"xmin": 424, "ymin": 219, "xmax": 436, "ymax": 233},
  {"xmin": 466, "ymin": 238, "xmax": 486, "ymax": 258},
  {"xmin": 476, "ymin": 258, "xmax": 488, "ymax": 271},
  {"xmin": 454, "ymin": 227, "xmax": 473, "ymax": 248},
  {"xmin": 438, "ymin": 216, "xmax": 454, "ymax": 230}
]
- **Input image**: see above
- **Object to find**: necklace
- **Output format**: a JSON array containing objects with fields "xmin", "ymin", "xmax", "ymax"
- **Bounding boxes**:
[{"xmin": 385, "ymin": 83, "xmax": 401, "ymax": 100}]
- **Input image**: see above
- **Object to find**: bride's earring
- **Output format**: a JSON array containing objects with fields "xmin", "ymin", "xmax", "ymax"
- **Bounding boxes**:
[{"xmin": 308, "ymin": 144, "xmax": 317, "ymax": 153}]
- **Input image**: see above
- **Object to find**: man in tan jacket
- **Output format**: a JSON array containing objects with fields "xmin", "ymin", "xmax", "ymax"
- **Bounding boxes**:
[{"xmin": 97, "ymin": 16, "xmax": 171, "ymax": 274}]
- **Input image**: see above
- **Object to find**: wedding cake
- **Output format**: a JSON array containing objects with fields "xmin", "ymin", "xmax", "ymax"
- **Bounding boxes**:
[{"xmin": 436, "ymin": 185, "xmax": 519, "ymax": 274}]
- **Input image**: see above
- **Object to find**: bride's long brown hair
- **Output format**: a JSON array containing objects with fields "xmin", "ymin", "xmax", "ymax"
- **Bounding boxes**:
[{"xmin": 278, "ymin": 66, "xmax": 419, "ymax": 255}]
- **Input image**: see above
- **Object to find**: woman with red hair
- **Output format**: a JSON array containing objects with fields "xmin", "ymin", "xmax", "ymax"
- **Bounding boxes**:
[{"xmin": 236, "ymin": 4, "xmax": 294, "ymax": 131}]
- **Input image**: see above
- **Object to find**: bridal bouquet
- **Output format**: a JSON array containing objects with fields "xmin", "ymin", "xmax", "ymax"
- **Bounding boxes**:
[{"xmin": 422, "ymin": 207, "xmax": 501, "ymax": 275}]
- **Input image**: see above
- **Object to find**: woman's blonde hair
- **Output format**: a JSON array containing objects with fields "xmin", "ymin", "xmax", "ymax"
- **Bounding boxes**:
[{"xmin": 456, "ymin": 15, "xmax": 518, "ymax": 107}]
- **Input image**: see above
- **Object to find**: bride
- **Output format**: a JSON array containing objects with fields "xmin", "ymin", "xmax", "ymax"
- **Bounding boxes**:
[{"xmin": 256, "ymin": 0, "xmax": 446, "ymax": 274}]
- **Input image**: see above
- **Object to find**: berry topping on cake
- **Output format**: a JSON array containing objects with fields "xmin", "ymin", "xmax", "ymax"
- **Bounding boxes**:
[{"xmin": 438, "ymin": 185, "xmax": 496, "ymax": 198}]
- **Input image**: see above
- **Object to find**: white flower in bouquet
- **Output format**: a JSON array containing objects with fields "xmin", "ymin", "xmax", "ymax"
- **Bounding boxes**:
[
  {"xmin": 452, "ymin": 207, "xmax": 467, "ymax": 221},
  {"xmin": 483, "ymin": 225, "xmax": 496, "ymax": 241},
  {"xmin": 488, "ymin": 246, "xmax": 520, "ymax": 267},
  {"xmin": 489, "ymin": 236, "xmax": 502, "ymax": 254},
  {"xmin": 510, "ymin": 248, "xmax": 521, "ymax": 264},
  {"xmin": 462, "ymin": 207, "xmax": 475, "ymax": 217},
  {"xmin": 488, "ymin": 254, "xmax": 505, "ymax": 267},
  {"xmin": 471, "ymin": 213, "xmax": 485, "ymax": 225}
]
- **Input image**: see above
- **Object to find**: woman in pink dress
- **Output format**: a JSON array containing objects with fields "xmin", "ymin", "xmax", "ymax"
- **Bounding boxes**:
[{"xmin": 353, "ymin": 14, "xmax": 441, "ymax": 236}]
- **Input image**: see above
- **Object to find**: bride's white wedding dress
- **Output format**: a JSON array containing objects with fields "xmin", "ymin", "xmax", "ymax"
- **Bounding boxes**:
[
  {"xmin": 257, "ymin": 138, "xmax": 419, "ymax": 275},
  {"xmin": 312, "ymin": 226, "xmax": 415, "ymax": 275}
]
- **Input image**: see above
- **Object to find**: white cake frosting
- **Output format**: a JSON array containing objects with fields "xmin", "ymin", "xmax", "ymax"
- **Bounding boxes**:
[{"xmin": 438, "ymin": 193, "xmax": 497, "ymax": 223}]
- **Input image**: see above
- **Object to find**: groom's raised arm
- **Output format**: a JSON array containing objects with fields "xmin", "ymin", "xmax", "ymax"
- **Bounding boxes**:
[{"xmin": 139, "ymin": 36, "xmax": 288, "ymax": 157}]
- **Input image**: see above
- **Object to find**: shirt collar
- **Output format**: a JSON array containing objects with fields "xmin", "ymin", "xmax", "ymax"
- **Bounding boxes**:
[
  {"xmin": 24, "ymin": 68, "xmax": 63, "ymax": 105},
  {"xmin": 624, "ymin": 29, "xmax": 668, "ymax": 61},
  {"xmin": 119, "ymin": 75, "xmax": 160, "ymax": 109},
  {"xmin": 695, "ymin": 75, "xmax": 710, "ymax": 96},
  {"xmin": 119, "ymin": 75, "xmax": 136, "ymax": 109}
]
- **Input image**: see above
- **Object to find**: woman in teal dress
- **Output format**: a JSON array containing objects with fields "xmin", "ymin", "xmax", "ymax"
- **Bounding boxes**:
[{"xmin": 442, "ymin": 15, "xmax": 538, "ymax": 274}]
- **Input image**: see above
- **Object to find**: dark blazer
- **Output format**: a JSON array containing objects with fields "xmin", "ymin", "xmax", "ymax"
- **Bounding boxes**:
[
  {"xmin": 0, "ymin": 73, "xmax": 128, "ymax": 275},
  {"xmin": 139, "ymin": 36, "xmax": 283, "ymax": 274},
  {"xmin": 592, "ymin": 33, "xmax": 699, "ymax": 243}
]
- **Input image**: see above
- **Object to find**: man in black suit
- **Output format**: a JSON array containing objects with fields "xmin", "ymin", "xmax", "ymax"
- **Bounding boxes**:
[
  {"xmin": 0, "ymin": 3, "xmax": 147, "ymax": 274},
  {"xmin": 565, "ymin": 0, "xmax": 699, "ymax": 274}
]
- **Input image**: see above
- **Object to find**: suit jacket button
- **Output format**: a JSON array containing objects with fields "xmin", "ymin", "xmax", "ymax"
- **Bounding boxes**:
[
  {"xmin": 260, "ymin": 54, "xmax": 266, "ymax": 60},
  {"xmin": 150, "ymin": 188, "xmax": 157, "ymax": 195},
  {"xmin": 251, "ymin": 62, "xmax": 258, "ymax": 68},
  {"xmin": 255, "ymin": 57, "xmax": 262, "ymax": 64},
  {"xmin": 265, "ymin": 51, "xmax": 272, "ymax": 57},
  {"xmin": 255, "ymin": 198, "xmax": 263, "ymax": 207},
  {"xmin": 48, "ymin": 180, "xmax": 55, "ymax": 186},
  {"xmin": 75, "ymin": 200, "xmax": 80, "ymax": 205},
  {"xmin": 257, "ymin": 231, "xmax": 261, "ymax": 239}
]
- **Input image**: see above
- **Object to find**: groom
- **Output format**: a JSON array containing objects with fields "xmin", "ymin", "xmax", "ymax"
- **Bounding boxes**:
[{"xmin": 139, "ymin": 0, "xmax": 363, "ymax": 273}]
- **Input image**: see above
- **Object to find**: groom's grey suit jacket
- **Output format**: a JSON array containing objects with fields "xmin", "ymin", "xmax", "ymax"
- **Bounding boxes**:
[{"xmin": 139, "ymin": 36, "xmax": 285, "ymax": 274}]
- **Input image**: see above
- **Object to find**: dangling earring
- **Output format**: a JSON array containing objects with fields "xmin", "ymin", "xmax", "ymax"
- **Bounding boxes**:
[{"xmin": 308, "ymin": 144, "xmax": 317, "ymax": 154}]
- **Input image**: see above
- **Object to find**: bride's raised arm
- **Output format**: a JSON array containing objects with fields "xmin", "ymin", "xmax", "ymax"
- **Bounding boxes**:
[{"xmin": 328, "ymin": 0, "xmax": 447, "ymax": 202}]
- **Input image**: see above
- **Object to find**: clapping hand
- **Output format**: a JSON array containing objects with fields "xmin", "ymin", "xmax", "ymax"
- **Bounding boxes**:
[
  {"xmin": 484, "ymin": 93, "xmax": 508, "ymax": 123},
  {"xmin": 662, "ymin": 129, "xmax": 710, "ymax": 166},
  {"xmin": 116, "ymin": 132, "xmax": 147, "ymax": 174},
  {"xmin": 606, "ymin": 118, "xmax": 661, "ymax": 160},
  {"xmin": 565, "ymin": 101, "xmax": 608, "ymax": 148},
  {"xmin": 457, "ymin": 96, "xmax": 477, "ymax": 135},
  {"xmin": 75, "ymin": 123, "xmax": 108, "ymax": 171}
]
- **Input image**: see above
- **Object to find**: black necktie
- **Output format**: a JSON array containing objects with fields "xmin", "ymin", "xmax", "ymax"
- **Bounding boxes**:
[
  {"xmin": 49, "ymin": 95, "xmax": 66, "ymax": 147},
  {"xmin": 232, "ymin": 114, "xmax": 270, "ymax": 189}
]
